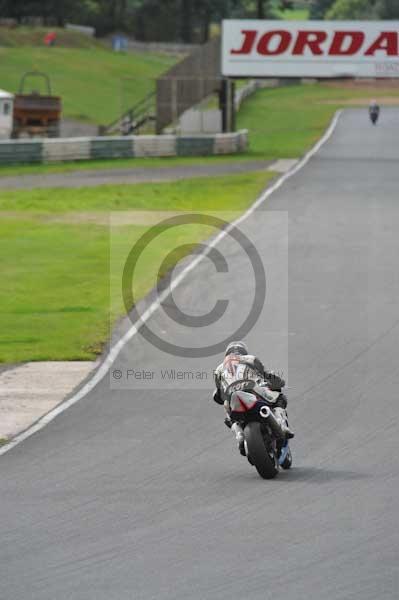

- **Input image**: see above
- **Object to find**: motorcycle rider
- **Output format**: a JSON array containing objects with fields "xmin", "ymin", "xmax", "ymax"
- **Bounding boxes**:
[
  {"xmin": 369, "ymin": 99, "xmax": 380, "ymax": 124},
  {"xmin": 213, "ymin": 341, "xmax": 294, "ymax": 456}
]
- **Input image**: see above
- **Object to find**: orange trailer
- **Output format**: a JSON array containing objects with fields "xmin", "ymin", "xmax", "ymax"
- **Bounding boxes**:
[{"xmin": 12, "ymin": 72, "xmax": 62, "ymax": 138}]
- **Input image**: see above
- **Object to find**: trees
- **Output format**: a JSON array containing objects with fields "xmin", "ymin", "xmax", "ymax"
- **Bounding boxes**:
[
  {"xmin": 50, "ymin": 0, "xmax": 88, "ymax": 26},
  {"xmin": 324, "ymin": 0, "xmax": 399, "ymax": 19},
  {"xmin": 325, "ymin": 0, "xmax": 399, "ymax": 18},
  {"xmin": 235, "ymin": 0, "xmax": 275, "ymax": 18},
  {"xmin": 0, "ymin": 0, "xmax": 101, "ymax": 26},
  {"xmin": 326, "ymin": 0, "xmax": 376, "ymax": 19},
  {"xmin": 375, "ymin": 0, "xmax": 399, "ymax": 18},
  {"xmin": 0, "ymin": 0, "xmax": 46, "ymax": 23},
  {"xmin": 257, "ymin": 0, "xmax": 266, "ymax": 17},
  {"xmin": 135, "ymin": 0, "xmax": 243, "ymax": 45},
  {"xmin": 180, "ymin": 0, "xmax": 243, "ymax": 44},
  {"xmin": 309, "ymin": 0, "xmax": 336, "ymax": 18},
  {"xmin": 255, "ymin": 0, "xmax": 278, "ymax": 18},
  {"xmin": 13, "ymin": 0, "xmax": 399, "ymax": 41}
]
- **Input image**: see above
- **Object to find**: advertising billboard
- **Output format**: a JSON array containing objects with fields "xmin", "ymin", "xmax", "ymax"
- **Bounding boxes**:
[{"xmin": 222, "ymin": 20, "xmax": 399, "ymax": 78}]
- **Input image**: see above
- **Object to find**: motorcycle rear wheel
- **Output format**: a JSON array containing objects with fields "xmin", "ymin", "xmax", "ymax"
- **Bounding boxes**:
[{"xmin": 244, "ymin": 422, "xmax": 279, "ymax": 479}]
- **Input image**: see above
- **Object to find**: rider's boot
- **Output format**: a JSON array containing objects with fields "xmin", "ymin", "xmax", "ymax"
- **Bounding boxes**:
[
  {"xmin": 231, "ymin": 422, "xmax": 246, "ymax": 456},
  {"xmin": 274, "ymin": 407, "xmax": 295, "ymax": 439},
  {"xmin": 224, "ymin": 416, "xmax": 232, "ymax": 429}
]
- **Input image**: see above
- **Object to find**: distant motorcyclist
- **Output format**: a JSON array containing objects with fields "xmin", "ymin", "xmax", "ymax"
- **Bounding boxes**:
[
  {"xmin": 213, "ymin": 341, "xmax": 294, "ymax": 456},
  {"xmin": 369, "ymin": 100, "xmax": 380, "ymax": 125}
]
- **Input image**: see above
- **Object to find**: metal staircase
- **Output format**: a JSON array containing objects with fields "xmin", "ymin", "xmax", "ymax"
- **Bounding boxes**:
[{"xmin": 99, "ymin": 91, "xmax": 156, "ymax": 136}]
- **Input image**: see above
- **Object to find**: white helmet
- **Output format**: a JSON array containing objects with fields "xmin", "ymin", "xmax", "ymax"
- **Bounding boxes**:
[{"xmin": 225, "ymin": 341, "xmax": 248, "ymax": 357}]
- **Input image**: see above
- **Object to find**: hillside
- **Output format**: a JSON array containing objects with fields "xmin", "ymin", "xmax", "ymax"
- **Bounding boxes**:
[
  {"xmin": 0, "ymin": 28, "xmax": 177, "ymax": 125},
  {"xmin": 0, "ymin": 26, "xmax": 105, "ymax": 48}
]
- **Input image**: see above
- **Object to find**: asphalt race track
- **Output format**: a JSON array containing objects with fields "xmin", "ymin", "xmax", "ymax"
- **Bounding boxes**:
[{"xmin": 1, "ymin": 108, "xmax": 399, "ymax": 599}]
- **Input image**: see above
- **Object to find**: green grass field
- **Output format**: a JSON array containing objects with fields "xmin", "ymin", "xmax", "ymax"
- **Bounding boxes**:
[
  {"xmin": 3, "ymin": 73, "xmax": 399, "ymax": 363},
  {"xmin": 1, "ymin": 81, "xmax": 398, "ymax": 177},
  {"xmin": 0, "ymin": 171, "xmax": 275, "ymax": 363},
  {"xmin": 237, "ymin": 82, "xmax": 399, "ymax": 158},
  {"xmin": 274, "ymin": 8, "xmax": 309, "ymax": 19},
  {"xmin": 0, "ymin": 41, "xmax": 176, "ymax": 125}
]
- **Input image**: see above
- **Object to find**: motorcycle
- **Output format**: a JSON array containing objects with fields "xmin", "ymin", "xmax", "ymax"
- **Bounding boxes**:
[
  {"xmin": 369, "ymin": 106, "xmax": 380, "ymax": 125},
  {"xmin": 229, "ymin": 380, "xmax": 292, "ymax": 479}
]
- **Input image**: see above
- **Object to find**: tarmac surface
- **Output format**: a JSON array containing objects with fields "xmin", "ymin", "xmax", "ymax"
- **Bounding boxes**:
[
  {"xmin": 60, "ymin": 119, "xmax": 98, "ymax": 139},
  {"xmin": 0, "ymin": 160, "xmax": 274, "ymax": 189},
  {"xmin": 1, "ymin": 109, "xmax": 399, "ymax": 599}
]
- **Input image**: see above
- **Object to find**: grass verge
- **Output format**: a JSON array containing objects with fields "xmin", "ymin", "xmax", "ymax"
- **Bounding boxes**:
[
  {"xmin": 0, "ymin": 171, "xmax": 275, "ymax": 363},
  {"xmin": 236, "ymin": 82, "xmax": 399, "ymax": 158},
  {"xmin": 1, "ymin": 81, "xmax": 398, "ymax": 177},
  {"xmin": 3, "ymin": 80, "xmax": 398, "ymax": 364}
]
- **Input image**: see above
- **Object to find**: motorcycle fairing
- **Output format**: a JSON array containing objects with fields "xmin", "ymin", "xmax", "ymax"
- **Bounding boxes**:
[
  {"xmin": 230, "ymin": 390, "xmax": 258, "ymax": 413},
  {"xmin": 253, "ymin": 386, "xmax": 280, "ymax": 404}
]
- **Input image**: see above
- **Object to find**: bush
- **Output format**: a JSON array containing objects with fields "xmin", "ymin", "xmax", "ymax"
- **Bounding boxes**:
[{"xmin": 326, "ymin": 0, "xmax": 377, "ymax": 19}]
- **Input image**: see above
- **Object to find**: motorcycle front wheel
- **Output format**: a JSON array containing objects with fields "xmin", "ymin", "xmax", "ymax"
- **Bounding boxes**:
[{"xmin": 244, "ymin": 422, "xmax": 279, "ymax": 479}]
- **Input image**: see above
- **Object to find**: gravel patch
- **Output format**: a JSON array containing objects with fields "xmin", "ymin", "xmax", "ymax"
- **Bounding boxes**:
[{"xmin": 0, "ymin": 361, "xmax": 96, "ymax": 440}]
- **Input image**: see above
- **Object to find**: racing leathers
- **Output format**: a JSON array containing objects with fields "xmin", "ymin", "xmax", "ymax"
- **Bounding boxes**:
[
  {"xmin": 213, "ymin": 353, "xmax": 294, "ymax": 453},
  {"xmin": 369, "ymin": 101, "xmax": 380, "ymax": 123}
]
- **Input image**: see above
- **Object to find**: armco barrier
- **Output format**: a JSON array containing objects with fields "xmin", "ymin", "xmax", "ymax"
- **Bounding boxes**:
[
  {"xmin": 0, "ymin": 131, "xmax": 248, "ymax": 165},
  {"xmin": 134, "ymin": 135, "xmax": 176, "ymax": 158},
  {"xmin": 42, "ymin": 139, "xmax": 91, "ymax": 162},
  {"xmin": 214, "ymin": 131, "xmax": 247, "ymax": 155},
  {"xmin": 0, "ymin": 141, "xmax": 43, "ymax": 164},
  {"xmin": 176, "ymin": 136, "xmax": 214, "ymax": 156}
]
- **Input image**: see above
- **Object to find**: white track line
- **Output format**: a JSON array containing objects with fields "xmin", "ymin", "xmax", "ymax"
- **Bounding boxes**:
[{"xmin": 0, "ymin": 110, "xmax": 342, "ymax": 457}]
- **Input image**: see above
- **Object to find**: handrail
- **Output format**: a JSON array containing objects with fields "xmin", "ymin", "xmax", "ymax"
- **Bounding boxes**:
[{"xmin": 102, "ymin": 91, "xmax": 156, "ymax": 135}]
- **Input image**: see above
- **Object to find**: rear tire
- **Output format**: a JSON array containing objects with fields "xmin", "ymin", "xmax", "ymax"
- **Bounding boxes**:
[{"xmin": 244, "ymin": 422, "xmax": 279, "ymax": 479}]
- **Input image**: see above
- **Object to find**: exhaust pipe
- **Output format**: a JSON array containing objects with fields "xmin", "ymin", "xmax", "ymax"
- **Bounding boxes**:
[{"xmin": 259, "ymin": 405, "xmax": 285, "ymax": 439}]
